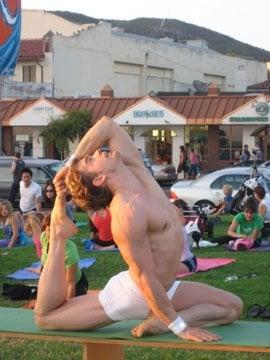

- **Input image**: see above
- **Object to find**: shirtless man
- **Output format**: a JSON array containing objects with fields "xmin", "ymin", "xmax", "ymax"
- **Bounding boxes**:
[{"xmin": 35, "ymin": 116, "xmax": 242, "ymax": 342}]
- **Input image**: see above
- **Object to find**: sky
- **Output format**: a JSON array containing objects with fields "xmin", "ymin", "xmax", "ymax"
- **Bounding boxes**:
[{"xmin": 22, "ymin": 0, "xmax": 270, "ymax": 51}]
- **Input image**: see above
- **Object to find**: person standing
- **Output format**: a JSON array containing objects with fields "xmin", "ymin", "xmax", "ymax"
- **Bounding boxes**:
[
  {"xmin": 9, "ymin": 151, "xmax": 25, "ymax": 208},
  {"xmin": 177, "ymin": 146, "xmax": 188, "ymax": 179},
  {"xmin": 19, "ymin": 168, "xmax": 42, "ymax": 214},
  {"xmin": 188, "ymin": 148, "xmax": 200, "ymax": 180},
  {"xmin": 239, "ymin": 145, "xmax": 250, "ymax": 166}
]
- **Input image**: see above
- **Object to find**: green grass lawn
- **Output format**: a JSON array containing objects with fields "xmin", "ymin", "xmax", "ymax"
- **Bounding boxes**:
[{"xmin": 1, "ymin": 214, "xmax": 270, "ymax": 359}]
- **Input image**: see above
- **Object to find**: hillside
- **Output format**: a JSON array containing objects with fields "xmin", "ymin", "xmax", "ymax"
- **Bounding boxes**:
[{"xmin": 50, "ymin": 11, "xmax": 270, "ymax": 62}]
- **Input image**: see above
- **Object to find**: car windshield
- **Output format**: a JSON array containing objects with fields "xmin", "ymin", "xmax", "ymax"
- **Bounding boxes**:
[{"xmin": 46, "ymin": 161, "xmax": 65, "ymax": 175}]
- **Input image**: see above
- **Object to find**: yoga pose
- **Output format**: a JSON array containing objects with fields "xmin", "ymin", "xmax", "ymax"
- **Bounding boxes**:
[{"xmin": 35, "ymin": 116, "xmax": 242, "ymax": 342}]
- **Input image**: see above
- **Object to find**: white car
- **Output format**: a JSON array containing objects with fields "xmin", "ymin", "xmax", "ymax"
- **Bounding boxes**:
[{"xmin": 170, "ymin": 167, "xmax": 270, "ymax": 212}]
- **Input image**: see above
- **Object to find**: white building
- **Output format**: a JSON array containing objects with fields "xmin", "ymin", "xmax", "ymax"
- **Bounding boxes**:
[{"xmin": 14, "ymin": 10, "xmax": 267, "ymax": 99}]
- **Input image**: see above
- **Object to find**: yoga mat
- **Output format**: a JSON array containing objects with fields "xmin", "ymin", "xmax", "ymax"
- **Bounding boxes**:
[
  {"xmin": 225, "ymin": 240, "xmax": 270, "ymax": 252},
  {"xmin": 6, "ymin": 258, "xmax": 96, "ymax": 280},
  {"xmin": 177, "ymin": 258, "xmax": 235, "ymax": 278},
  {"xmin": 82, "ymin": 239, "xmax": 119, "ymax": 252},
  {"xmin": 1, "ymin": 307, "xmax": 270, "ymax": 350}
]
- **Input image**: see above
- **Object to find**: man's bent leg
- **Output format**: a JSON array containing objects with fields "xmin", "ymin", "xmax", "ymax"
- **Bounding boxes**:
[{"xmin": 132, "ymin": 281, "xmax": 242, "ymax": 337}]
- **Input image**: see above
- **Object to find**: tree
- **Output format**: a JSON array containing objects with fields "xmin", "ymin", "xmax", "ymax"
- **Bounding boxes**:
[{"xmin": 41, "ymin": 109, "xmax": 91, "ymax": 159}]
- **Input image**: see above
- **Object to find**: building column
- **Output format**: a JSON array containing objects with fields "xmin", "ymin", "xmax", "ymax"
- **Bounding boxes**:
[
  {"xmin": 242, "ymin": 126, "xmax": 257, "ymax": 151},
  {"xmin": 133, "ymin": 126, "xmax": 148, "ymax": 151},
  {"xmin": 172, "ymin": 125, "xmax": 184, "ymax": 168}
]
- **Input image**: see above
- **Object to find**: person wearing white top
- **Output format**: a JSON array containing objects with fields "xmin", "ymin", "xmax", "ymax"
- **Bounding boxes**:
[
  {"xmin": 254, "ymin": 186, "xmax": 270, "ymax": 238},
  {"xmin": 19, "ymin": 168, "xmax": 42, "ymax": 214}
]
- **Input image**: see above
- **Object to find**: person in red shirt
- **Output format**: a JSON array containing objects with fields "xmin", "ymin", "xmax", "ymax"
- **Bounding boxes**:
[
  {"xmin": 188, "ymin": 148, "xmax": 200, "ymax": 180},
  {"xmin": 87, "ymin": 207, "xmax": 116, "ymax": 249}
]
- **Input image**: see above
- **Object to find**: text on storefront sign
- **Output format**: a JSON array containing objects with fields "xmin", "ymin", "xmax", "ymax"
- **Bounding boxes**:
[
  {"xmin": 133, "ymin": 110, "xmax": 164, "ymax": 118},
  {"xmin": 229, "ymin": 116, "xmax": 268, "ymax": 123}
]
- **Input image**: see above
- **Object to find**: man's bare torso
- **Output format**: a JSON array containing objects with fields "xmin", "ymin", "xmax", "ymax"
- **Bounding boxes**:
[{"xmin": 110, "ymin": 182, "xmax": 183, "ymax": 291}]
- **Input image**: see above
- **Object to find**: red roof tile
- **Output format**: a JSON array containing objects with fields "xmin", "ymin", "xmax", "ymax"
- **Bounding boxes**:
[
  {"xmin": 19, "ymin": 39, "xmax": 47, "ymax": 61},
  {"xmin": 247, "ymin": 80, "xmax": 270, "ymax": 91},
  {"xmin": 0, "ymin": 94, "xmax": 258, "ymax": 126}
]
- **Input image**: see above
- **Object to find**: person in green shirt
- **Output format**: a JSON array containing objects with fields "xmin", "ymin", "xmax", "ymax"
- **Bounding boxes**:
[
  {"xmin": 227, "ymin": 198, "xmax": 263, "ymax": 247},
  {"xmin": 41, "ymin": 214, "xmax": 88, "ymax": 299},
  {"xmin": 213, "ymin": 198, "xmax": 263, "ymax": 247}
]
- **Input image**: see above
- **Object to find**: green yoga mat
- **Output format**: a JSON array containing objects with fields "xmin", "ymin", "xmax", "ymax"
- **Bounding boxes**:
[{"xmin": 1, "ymin": 307, "xmax": 270, "ymax": 349}]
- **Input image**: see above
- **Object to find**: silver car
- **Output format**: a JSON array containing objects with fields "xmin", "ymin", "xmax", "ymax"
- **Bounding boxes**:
[{"xmin": 170, "ymin": 167, "xmax": 270, "ymax": 212}]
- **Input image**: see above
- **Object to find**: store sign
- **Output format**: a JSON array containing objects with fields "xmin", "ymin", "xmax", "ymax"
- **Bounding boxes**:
[
  {"xmin": 16, "ymin": 135, "xmax": 29, "ymax": 141},
  {"xmin": 229, "ymin": 116, "xmax": 268, "ymax": 123},
  {"xmin": 255, "ymin": 102, "xmax": 269, "ymax": 116},
  {"xmin": 133, "ymin": 110, "xmax": 164, "ymax": 118},
  {"xmin": 32, "ymin": 106, "xmax": 55, "ymax": 113}
]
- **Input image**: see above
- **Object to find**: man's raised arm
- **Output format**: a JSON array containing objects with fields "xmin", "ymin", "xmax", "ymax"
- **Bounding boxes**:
[{"xmin": 74, "ymin": 116, "xmax": 143, "ymax": 168}]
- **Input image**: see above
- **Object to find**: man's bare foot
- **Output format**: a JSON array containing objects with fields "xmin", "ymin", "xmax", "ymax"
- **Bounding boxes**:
[
  {"xmin": 51, "ymin": 195, "xmax": 78, "ymax": 240},
  {"xmin": 131, "ymin": 316, "xmax": 168, "ymax": 337}
]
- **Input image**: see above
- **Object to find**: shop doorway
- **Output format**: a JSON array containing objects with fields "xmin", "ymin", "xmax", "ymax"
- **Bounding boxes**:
[{"xmin": 143, "ymin": 128, "xmax": 174, "ymax": 164}]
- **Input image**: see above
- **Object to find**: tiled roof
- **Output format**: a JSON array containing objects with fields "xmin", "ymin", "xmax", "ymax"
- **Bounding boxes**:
[
  {"xmin": 247, "ymin": 80, "xmax": 270, "ymax": 90},
  {"xmin": 18, "ymin": 39, "xmax": 47, "ymax": 61},
  {"xmin": 0, "ymin": 94, "xmax": 258, "ymax": 126},
  {"xmin": 160, "ymin": 95, "xmax": 256, "ymax": 124}
]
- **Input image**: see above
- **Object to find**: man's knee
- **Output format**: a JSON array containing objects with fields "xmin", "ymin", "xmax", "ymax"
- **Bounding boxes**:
[
  {"xmin": 226, "ymin": 295, "xmax": 243, "ymax": 323},
  {"xmin": 35, "ymin": 310, "xmax": 56, "ymax": 330}
]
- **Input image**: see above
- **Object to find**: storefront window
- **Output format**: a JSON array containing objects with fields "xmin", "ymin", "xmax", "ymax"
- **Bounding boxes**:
[
  {"xmin": 12, "ymin": 127, "xmax": 33, "ymax": 157},
  {"xmin": 219, "ymin": 126, "xmax": 242, "ymax": 161},
  {"xmin": 143, "ymin": 128, "xmax": 173, "ymax": 163},
  {"xmin": 185, "ymin": 126, "xmax": 208, "ymax": 161}
]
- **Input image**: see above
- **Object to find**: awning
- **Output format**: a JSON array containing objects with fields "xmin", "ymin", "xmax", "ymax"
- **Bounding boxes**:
[{"xmin": 250, "ymin": 125, "xmax": 269, "ymax": 137}]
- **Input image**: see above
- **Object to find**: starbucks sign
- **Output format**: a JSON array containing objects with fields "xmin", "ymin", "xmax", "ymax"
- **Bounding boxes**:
[{"xmin": 255, "ymin": 102, "xmax": 269, "ymax": 116}]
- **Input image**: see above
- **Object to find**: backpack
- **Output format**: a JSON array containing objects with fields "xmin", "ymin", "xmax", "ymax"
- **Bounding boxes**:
[{"xmin": 2, "ymin": 283, "xmax": 37, "ymax": 301}]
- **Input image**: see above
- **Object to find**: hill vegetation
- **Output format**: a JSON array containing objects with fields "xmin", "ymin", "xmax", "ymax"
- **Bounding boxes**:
[{"xmin": 50, "ymin": 11, "xmax": 270, "ymax": 62}]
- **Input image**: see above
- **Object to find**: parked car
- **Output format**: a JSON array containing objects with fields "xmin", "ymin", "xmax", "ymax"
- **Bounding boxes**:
[
  {"xmin": 139, "ymin": 149, "xmax": 177, "ymax": 184},
  {"xmin": 0, "ymin": 157, "xmax": 65, "ymax": 200},
  {"xmin": 170, "ymin": 167, "xmax": 270, "ymax": 212}
]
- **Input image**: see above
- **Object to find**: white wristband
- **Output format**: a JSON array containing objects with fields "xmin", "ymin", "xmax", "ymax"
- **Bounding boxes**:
[
  {"xmin": 65, "ymin": 154, "xmax": 77, "ymax": 167},
  {"xmin": 168, "ymin": 316, "xmax": 187, "ymax": 335}
]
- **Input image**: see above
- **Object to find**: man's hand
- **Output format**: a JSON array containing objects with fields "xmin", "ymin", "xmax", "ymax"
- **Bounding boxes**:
[
  {"xmin": 53, "ymin": 167, "xmax": 68, "ymax": 198},
  {"xmin": 178, "ymin": 326, "xmax": 221, "ymax": 342}
]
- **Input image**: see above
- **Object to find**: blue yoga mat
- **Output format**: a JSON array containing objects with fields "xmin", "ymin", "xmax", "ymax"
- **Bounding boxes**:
[
  {"xmin": 82, "ymin": 239, "xmax": 119, "ymax": 252},
  {"xmin": 6, "ymin": 258, "xmax": 96, "ymax": 280}
]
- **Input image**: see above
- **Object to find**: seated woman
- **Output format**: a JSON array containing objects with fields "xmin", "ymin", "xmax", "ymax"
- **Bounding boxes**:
[
  {"xmin": 41, "ymin": 214, "xmax": 88, "ymax": 298},
  {"xmin": 211, "ymin": 184, "xmax": 233, "ymax": 218},
  {"xmin": 24, "ymin": 213, "xmax": 44, "ymax": 258},
  {"xmin": 42, "ymin": 181, "xmax": 76, "ymax": 222},
  {"xmin": 87, "ymin": 207, "xmax": 116, "ymax": 249},
  {"xmin": 254, "ymin": 185, "xmax": 270, "ymax": 238},
  {"xmin": 0, "ymin": 200, "xmax": 29, "ymax": 248},
  {"xmin": 214, "ymin": 198, "xmax": 263, "ymax": 249}
]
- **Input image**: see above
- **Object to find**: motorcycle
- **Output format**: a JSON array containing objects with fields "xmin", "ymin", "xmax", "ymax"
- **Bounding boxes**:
[{"xmin": 230, "ymin": 162, "xmax": 264, "ymax": 215}]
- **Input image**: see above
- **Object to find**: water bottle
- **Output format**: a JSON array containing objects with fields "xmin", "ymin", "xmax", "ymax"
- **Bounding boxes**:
[{"xmin": 225, "ymin": 275, "xmax": 238, "ymax": 282}]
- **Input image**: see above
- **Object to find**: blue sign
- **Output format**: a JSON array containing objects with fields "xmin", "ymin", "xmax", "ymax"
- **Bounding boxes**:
[{"xmin": 0, "ymin": 0, "xmax": 21, "ymax": 76}]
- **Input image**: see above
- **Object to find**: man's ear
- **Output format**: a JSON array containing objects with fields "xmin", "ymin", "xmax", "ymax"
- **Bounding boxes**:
[{"xmin": 92, "ymin": 174, "xmax": 106, "ymax": 187}]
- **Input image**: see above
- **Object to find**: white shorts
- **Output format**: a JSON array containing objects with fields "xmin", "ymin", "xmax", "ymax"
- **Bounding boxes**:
[{"xmin": 98, "ymin": 271, "xmax": 181, "ymax": 321}]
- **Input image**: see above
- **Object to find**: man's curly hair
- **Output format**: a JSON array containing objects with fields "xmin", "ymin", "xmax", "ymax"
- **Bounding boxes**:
[{"xmin": 66, "ymin": 158, "xmax": 113, "ymax": 211}]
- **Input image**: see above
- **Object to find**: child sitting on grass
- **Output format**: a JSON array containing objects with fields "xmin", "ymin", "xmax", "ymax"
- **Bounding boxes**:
[{"xmin": 211, "ymin": 184, "xmax": 233, "ymax": 218}]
